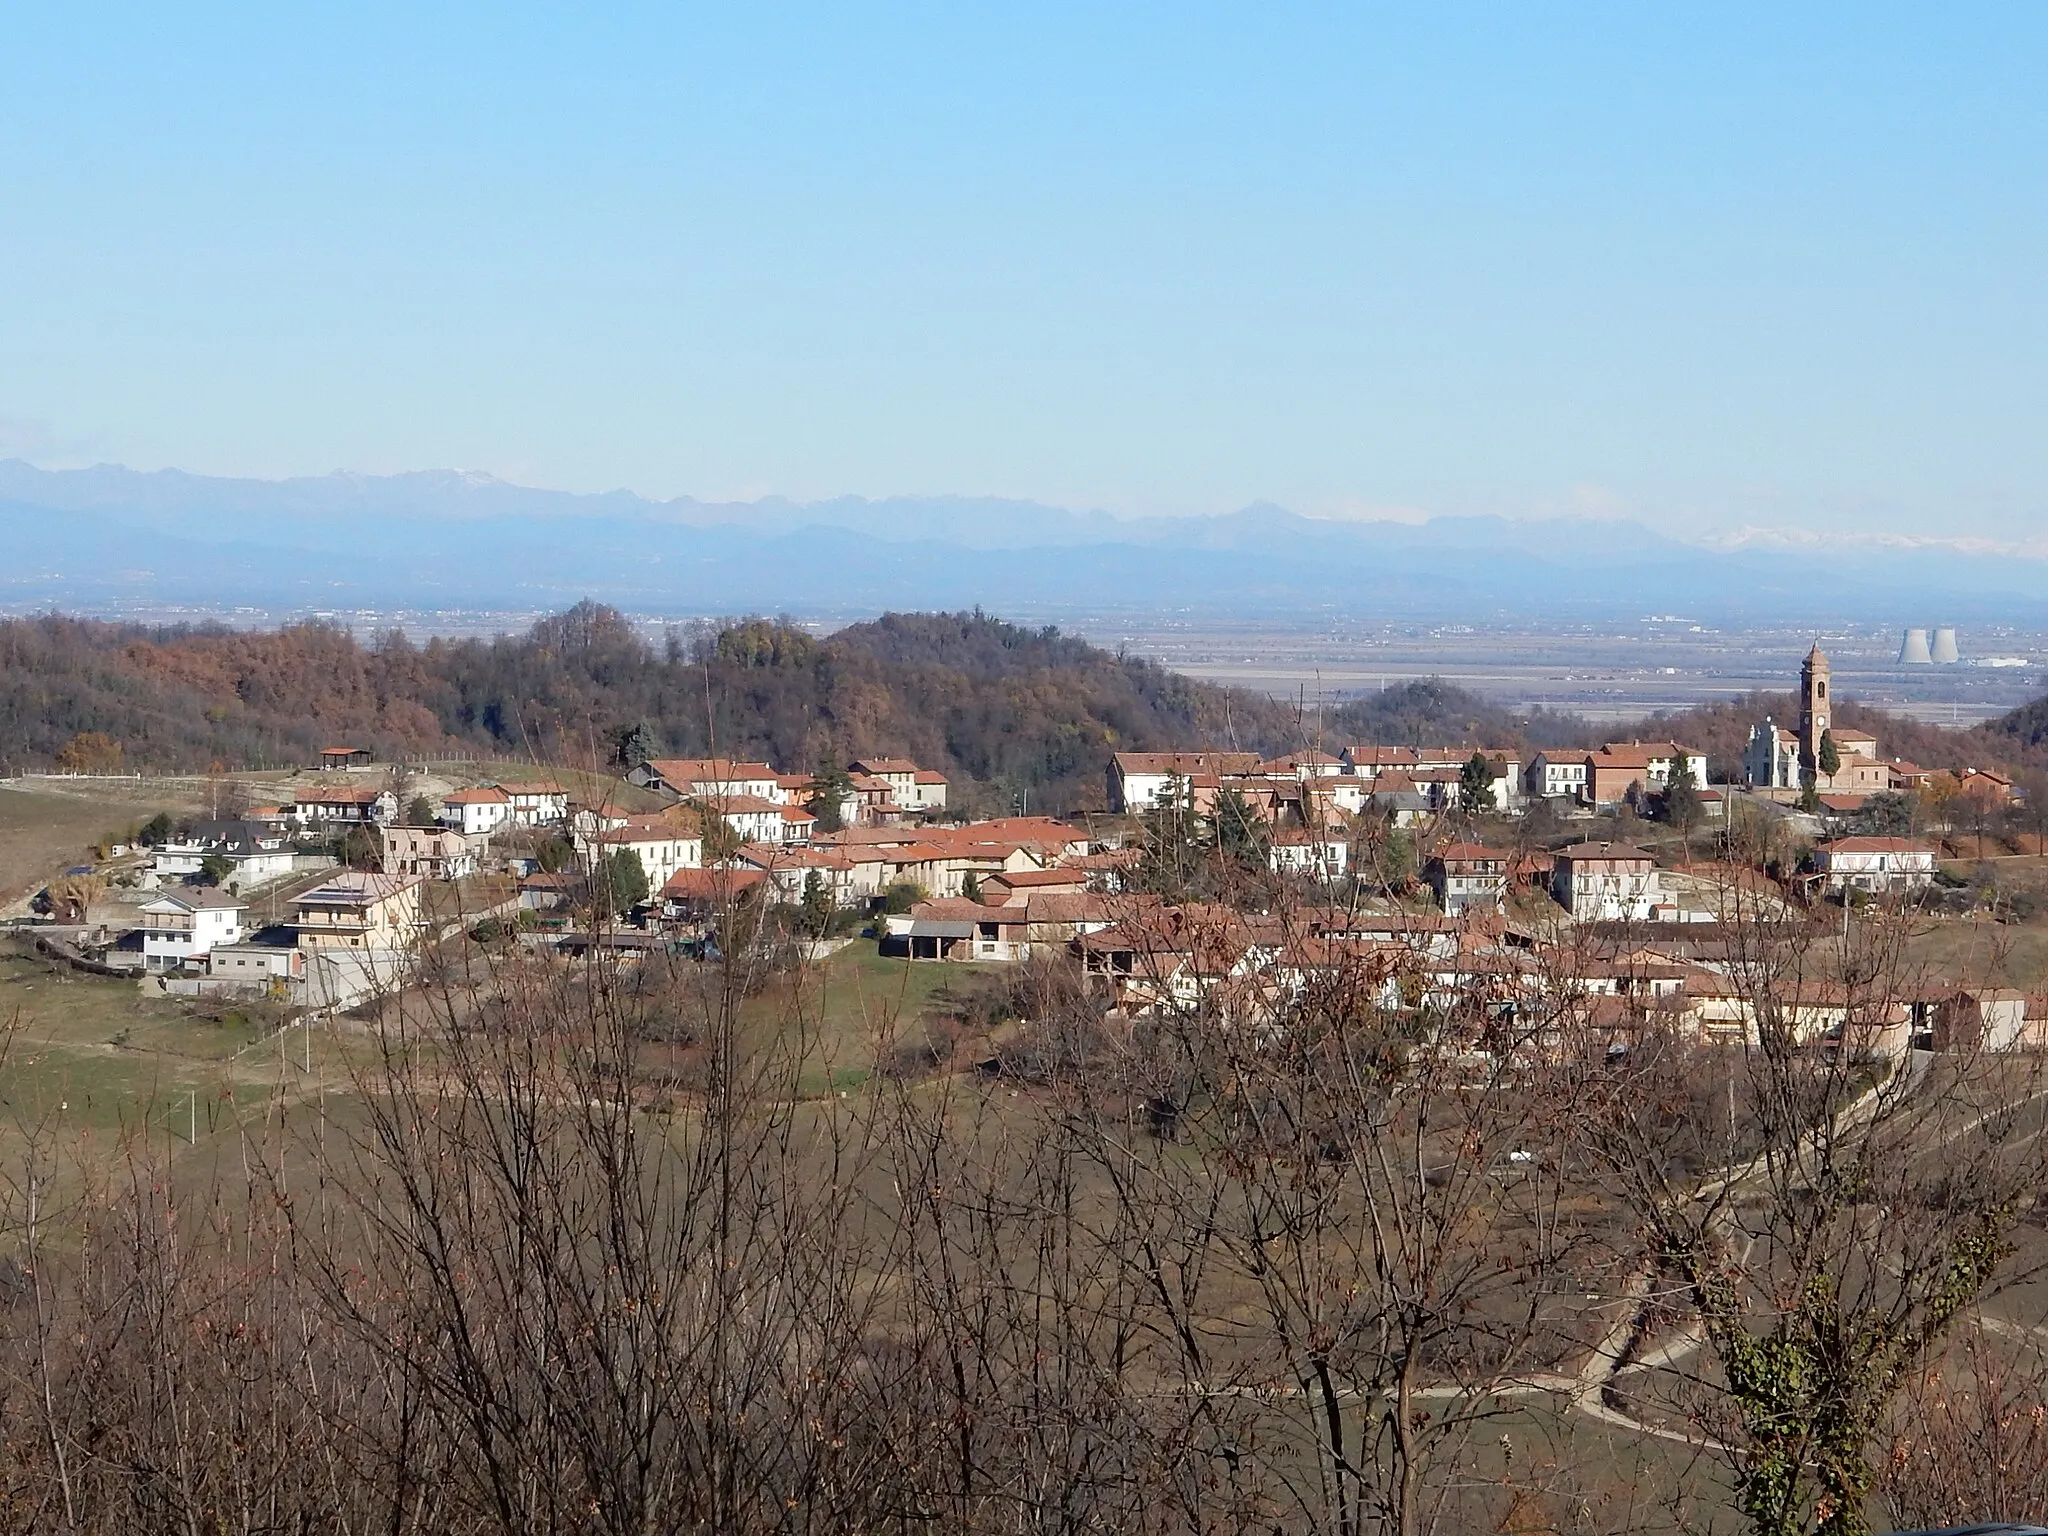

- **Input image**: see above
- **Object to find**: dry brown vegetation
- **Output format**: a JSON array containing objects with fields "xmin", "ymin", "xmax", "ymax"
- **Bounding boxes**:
[{"xmin": 2, "ymin": 842, "xmax": 2047, "ymax": 1536}]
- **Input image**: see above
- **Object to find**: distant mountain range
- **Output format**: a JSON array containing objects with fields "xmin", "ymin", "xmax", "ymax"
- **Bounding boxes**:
[{"xmin": 5, "ymin": 459, "xmax": 2047, "ymax": 622}]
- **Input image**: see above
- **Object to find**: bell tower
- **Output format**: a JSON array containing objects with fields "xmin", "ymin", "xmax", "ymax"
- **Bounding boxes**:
[{"xmin": 1799, "ymin": 643, "xmax": 1830, "ymax": 781}]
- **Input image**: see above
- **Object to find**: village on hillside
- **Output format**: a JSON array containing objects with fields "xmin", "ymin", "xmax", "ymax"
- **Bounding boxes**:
[{"xmin": 6, "ymin": 643, "xmax": 2040, "ymax": 1052}]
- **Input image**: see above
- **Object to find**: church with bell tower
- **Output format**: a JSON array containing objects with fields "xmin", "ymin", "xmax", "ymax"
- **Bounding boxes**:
[{"xmin": 1743, "ymin": 641, "xmax": 1891, "ymax": 793}]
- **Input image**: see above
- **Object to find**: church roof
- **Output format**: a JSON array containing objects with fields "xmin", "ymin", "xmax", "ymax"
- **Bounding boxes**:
[{"xmin": 1805, "ymin": 642, "xmax": 1829, "ymax": 665}]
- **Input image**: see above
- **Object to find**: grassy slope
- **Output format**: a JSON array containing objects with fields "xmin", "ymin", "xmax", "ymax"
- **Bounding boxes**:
[{"xmin": 0, "ymin": 782, "xmax": 201, "ymax": 909}]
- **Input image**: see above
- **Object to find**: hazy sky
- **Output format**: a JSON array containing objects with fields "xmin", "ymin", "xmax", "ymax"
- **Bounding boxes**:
[{"xmin": 4, "ymin": 5, "xmax": 2046, "ymax": 539}]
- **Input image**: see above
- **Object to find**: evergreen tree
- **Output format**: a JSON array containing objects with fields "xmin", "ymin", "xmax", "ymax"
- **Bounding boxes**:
[
  {"xmin": 601, "ymin": 848, "xmax": 651, "ymax": 914},
  {"xmin": 1381, "ymin": 823, "xmax": 1417, "ymax": 892},
  {"xmin": 406, "ymin": 795, "xmax": 438, "ymax": 827},
  {"xmin": 1818, "ymin": 728, "xmax": 1842, "ymax": 780},
  {"xmin": 1661, "ymin": 751, "xmax": 1702, "ymax": 840},
  {"xmin": 960, "ymin": 871, "xmax": 983, "ymax": 904},
  {"xmin": 1211, "ymin": 787, "xmax": 1269, "ymax": 877},
  {"xmin": 800, "ymin": 870, "xmax": 834, "ymax": 936},
  {"xmin": 336, "ymin": 825, "xmax": 381, "ymax": 869},
  {"xmin": 806, "ymin": 765, "xmax": 855, "ymax": 833},
  {"xmin": 1458, "ymin": 752, "xmax": 1497, "ymax": 814},
  {"xmin": 614, "ymin": 720, "xmax": 661, "ymax": 769},
  {"xmin": 1135, "ymin": 773, "xmax": 1202, "ymax": 899}
]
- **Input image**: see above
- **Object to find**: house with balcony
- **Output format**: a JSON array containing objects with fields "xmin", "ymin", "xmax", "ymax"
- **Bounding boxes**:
[
  {"xmin": 1109, "ymin": 752, "xmax": 1264, "ymax": 813},
  {"xmin": 1551, "ymin": 842, "xmax": 1659, "ymax": 921},
  {"xmin": 504, "ymin": 781, "xmax": 570, "ymax": 826},
  {"xmin": 138, "ymin": 890, "xmax": 246, "ymax": 972},
  {"xmin": 291, "ymin": 872, "xmax": 425, "ymax": 953},
  {"xmin": 1812, "ymin": 836, "xmax": 1938, "ymax": 895},
  {"xmin": 381, "ymin": 825, "xmax": 478, "ymax": 881},
  {"xmin": 295, "ymin": 787, "xmax": 398, "ymax": 827},
  {"xmin": 1426, "ymin": 843, "xmax": 1511, "ymax": 917},
  {"xmin": 440, "ymin": 786, "xmax": 513, "ymax": 836},
  {"xmin": 1268, "ymin": 828, "xmax": 1351, "ymax": 881}
]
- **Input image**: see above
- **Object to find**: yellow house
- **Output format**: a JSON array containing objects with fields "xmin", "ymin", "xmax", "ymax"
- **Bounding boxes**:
[{"xmin": 292, "ymin": 871, "xmax": 425, "ymax": 952}]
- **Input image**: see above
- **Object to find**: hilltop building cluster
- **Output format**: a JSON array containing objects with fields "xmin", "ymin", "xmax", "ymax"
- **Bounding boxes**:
[
  {"xmin": 49, "ymin": 641, "xmax": 2028, "ymax": 1045},
  {"xmin": 1742, "ymin": 644, "xmax": 2013, "ymax": 808}
]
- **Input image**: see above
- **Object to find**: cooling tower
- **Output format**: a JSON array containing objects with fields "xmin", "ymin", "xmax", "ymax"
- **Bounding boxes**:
[
  {"xmin": 1931, "ymin": 626, "xmax": 1960, "ymax": 664},
  {"xmin": 1899, "ymin": 627, "xmax": 1933, "ymax": 664}
]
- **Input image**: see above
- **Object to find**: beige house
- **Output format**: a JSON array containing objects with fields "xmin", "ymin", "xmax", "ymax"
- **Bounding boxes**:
[
  {"xmin": 735, "ymin": 843, "xmax": 862, "ymax": 901},
  {"xmin": 381, "ymin": 825, "xmax": 478, "ymax": 880},
  {"xmin": 292, "ymin": 872, "xmax": 425, "ymax": 952}
]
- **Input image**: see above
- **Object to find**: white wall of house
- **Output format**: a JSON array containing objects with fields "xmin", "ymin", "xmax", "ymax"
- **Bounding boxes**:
[
  {"xmin": 1528, "ymin": 755, "xmax": 1589, "ymax": 800},
  {"xmin": 1552, "ymin": 859, "xmax": 1658, "ymax": 920},
  {"xmin": 505, "ymin": 789, "xmax": 569, "ymax": 826},
  {"xmin": 442, "ymin": 794, "xmax": 512, "ymax": 836},
  {"xmin": 1816, "ymin": 847, "xmax": 1937, "ymax": 892},
  {"xmin": 1269, "ymin": 838, "xmax": 1350, "ymax": 880},
  {"xmin": 140, "ymin": 896, "xmax": 246, "ymax": 972}
]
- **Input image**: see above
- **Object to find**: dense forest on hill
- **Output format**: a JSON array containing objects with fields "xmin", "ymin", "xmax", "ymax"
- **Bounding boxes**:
[
  {"xmin": 1986, "ymin": 691, "xmax": 2048, "ymax": 757},
  {"xmin": 1325, "ymin": 679, "xmax": 1589, "ymax": 753},
  {"xmin": 3, "ymin": 606, "xmax": 2042, "ymax": 804},
  {"xmin": 0, "ymin": 605, "xmax": 1306, "ymax": 812}
]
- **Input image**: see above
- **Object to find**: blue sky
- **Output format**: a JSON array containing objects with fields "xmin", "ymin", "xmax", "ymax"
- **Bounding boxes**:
[{"xmin": 3, "ymin": 5, "xmax": 2046, "ymax": 542}]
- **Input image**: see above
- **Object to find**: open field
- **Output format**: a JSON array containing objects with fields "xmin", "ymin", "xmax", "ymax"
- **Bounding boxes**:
[
  {"xmin": 0, "ymin": 780, "xmax": 204, "ymax": 911},
  {"xmin": 8, "ymin": 924, "xmax": 2048, "ymax": 1527},
  {"xmin": 1075, "ymin": 616, "xmax": 2048, "ymax": 724}
]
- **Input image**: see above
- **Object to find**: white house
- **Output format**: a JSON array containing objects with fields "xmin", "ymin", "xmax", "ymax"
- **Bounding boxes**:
[
  {"xmin": 1467, "ymin": 754, "xmax": 1524, "ymax": 812},
  {"xmin": 504, "ymin": 782, "xmax": 570, "ymax": 826},
  {"xmin": 1551, "ymin": 842, "xmax": 1659, "ymax": 921},
  {"xmin": 1268, "ymin": 829, "xmax": 1351, "ymax": 881},
  {"xmin": 581, "ymin": 814, "xmax": 704, "ymax": 892},
  {"xmin": 295, "ymin": 787, "xmax": 398, "ymax": 827},
  {"xmin": 1257, "ymin": 751, "xmax": 1348, "ymax": 780},
  {"xmin": 1109, "ymin": 752, "xmax": 1264, "ymax": 813},
  {"xmin": 441, "ymin": 786, "xmax": 513, "ymax": 837},
  {"xmin": 847, "ymin": 759, "xmax": 950, "ymax": 813},
  {"xmin": 1527, "ymin": 752, "xmax": 1591, "ymax": 802},
  {"xmin": 630, "ymin": 758, "xmax": 784, "ymax": 802},
  {"xmin": 698, "ymin": 794, "xmax": 813, "ymax": 845},
  {"xmin": 139, "ymin": 890, "xmax": 246, "ymax": 972},
  {"xmin": 150, "ymin": 822, "xmax": 296, "ymax": 890},
  {"xmin": 1813, "ymin": 836, "xmax": 1938, "ymax": 895}
]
